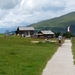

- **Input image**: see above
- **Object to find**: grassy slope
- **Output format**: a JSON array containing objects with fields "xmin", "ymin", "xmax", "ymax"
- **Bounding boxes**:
[
  {"xmin": 29, "ymin": 12, "xmax": 75, "ymax": 29},
  {"xmin": 72, "ymin": 37, "xmax": 75, "ymax": 64},
  {"xmin": 0, "ymin": 36, "xmax": 58, "ymax": 75}
]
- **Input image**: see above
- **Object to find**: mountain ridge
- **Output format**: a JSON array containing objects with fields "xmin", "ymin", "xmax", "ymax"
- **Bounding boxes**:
[{"xmin": 28, "ymin": 12, "xmax": 75, "ymax": 34}]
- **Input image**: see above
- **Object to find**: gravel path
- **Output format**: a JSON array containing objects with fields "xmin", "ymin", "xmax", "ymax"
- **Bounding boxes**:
[{"xmin": 42, "ymin": 39, "xmax": 75, "ymax": 75}]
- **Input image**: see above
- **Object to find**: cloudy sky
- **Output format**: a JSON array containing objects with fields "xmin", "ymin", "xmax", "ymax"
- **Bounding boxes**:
[{"xmin": 0, "ymin": 0, "xmax": 75, "ymax": 29}]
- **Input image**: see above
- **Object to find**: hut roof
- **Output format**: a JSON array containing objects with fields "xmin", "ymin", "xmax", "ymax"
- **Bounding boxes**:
[
  {"xmin": 41, "ymin": 30, "xmax": 54, "ymax": 34},
  {"xmin": 18, "ymin": 26, "xmax": 35, "ymax": 31}
]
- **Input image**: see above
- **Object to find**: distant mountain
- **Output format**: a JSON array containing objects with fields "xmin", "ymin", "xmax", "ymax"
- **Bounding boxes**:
[
  {"xmin": 28, "ymin": 12, "xmax": 75, "ymax": 34},
  {"xmin": 0, "ymin": 27, "xmax": 17, "ymax": 34}
]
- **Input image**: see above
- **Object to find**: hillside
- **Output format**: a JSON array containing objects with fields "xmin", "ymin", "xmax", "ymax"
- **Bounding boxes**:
[{"xmin": 28, "ymin": 12, "xmax": 75, "ymax": 34}]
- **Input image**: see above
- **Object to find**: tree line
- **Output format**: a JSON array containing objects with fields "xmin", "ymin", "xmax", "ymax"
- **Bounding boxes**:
[{"xmin": 55, "ymin": 32, "xmax": 73, "ymax": 38}]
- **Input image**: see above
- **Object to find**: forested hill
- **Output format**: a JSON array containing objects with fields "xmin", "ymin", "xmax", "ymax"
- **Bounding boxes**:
[{"xmin": 28, "ymin": 12, "xmax": 75, "ymax": 34}]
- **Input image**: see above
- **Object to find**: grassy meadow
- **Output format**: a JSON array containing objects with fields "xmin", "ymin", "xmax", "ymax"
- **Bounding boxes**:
[
  {"xmin": 0, "ymin": 35, "xmax": 58, "ymax": 75},
  {"xmin": 72, "ymin": 37, "xmax": 75, "ymax": 64}
]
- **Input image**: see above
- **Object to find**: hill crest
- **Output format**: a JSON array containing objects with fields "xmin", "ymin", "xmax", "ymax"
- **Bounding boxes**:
[{"xmin": 28, "ymin": 12, "xmax": 75, "ymax": 34}]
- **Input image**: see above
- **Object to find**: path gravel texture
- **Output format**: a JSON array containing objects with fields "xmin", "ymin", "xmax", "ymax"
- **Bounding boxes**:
[{"xmin": 42, "ymin": 40, "xmax": 75, "ymax": 75}]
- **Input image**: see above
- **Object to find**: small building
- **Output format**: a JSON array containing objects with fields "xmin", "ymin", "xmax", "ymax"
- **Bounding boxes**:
[
  {"xmin": 16, "ymin": 26, "xmax": 35, "ymax": 37},
  {"xmin": 38, "ymin": 30, "xmax": 54, "ymax": 38}
]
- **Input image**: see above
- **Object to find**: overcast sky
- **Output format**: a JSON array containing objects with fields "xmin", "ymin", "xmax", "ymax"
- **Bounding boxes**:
[{"xmin": 0, "ymin": 0, "xmax": 75, "ymax": 28}]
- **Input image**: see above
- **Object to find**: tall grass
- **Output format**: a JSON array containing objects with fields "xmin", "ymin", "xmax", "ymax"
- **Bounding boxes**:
[{"xmin": 0, "ymin": 36, "xmax": 58, "ymax": 75}]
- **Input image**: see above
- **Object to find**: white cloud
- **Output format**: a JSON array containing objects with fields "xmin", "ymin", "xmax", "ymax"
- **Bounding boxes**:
[
  {"xmin": 65, "ymin": 0, "xmax": 75, "ymax": 12},
  {"xmin": 0, "ymin": 0, "xmax": 75, "ymax": 28}
]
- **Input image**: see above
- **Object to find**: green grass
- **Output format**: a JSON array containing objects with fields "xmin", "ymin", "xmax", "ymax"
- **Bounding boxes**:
[
  {"xmin": 72, "ymin": 37, "xmax": 75, "ymax": 64},
  {"xmin": 0, "ymin": 36, "xmax": 58, "ymax": 75}
]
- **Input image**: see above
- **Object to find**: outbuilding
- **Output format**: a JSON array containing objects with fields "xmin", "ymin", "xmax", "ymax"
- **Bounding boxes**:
[{"xmin": 38, "ymin": 30, "xmax": 54, "ymax": 38}]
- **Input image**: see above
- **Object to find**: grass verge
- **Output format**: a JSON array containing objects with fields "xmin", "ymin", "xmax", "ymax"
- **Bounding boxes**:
[{"xmin": 72, "ymin": 37, "xmax": 75, "ymax": 64}]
